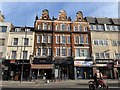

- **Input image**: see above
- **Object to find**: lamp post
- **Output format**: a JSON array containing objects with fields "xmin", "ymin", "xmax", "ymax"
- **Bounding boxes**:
[{"xmin": 20, "ymin": 26, "xmax": 27, "ymax": 82}]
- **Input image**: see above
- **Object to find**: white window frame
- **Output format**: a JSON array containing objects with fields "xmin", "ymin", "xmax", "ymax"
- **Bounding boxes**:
[
  {"xmin": 80, "ymin": 35, "xmax": 84, "ymax": 44},
  {"xmin": 48, "ymin": 35, "xmax": 52, "ymax": 43},
  {"xmin": 37, "ymin": 35, "xmax": 41, "ymax": 43},
  {"xmin": 56, "ymin": 35, "xmax": 59, "ymax": 44},
  {"xmin": 38, "ymin": 25, "xmax": 41, "ymax": 30},
  {"xmin": 56, "ymin": 47, "xmax": 59, "ymax": 56},
  {"xmin": 67, "ymin": 35, "xmax": 71, "ymax": 44},
  {"xmin": 84, "ymin": 26, "xmax": 87, "ymax": 31},
  {"xmin": 78, "ymin": 25, "xmax": 82, "ymax": 31},
  {"xmin": 67, "ymin": 48, "xmax": 71, "ymax": 56},
  {"xmin": 74, "ymin": 25, "xmax": 77, "ymax": 31},
  {"xmin": 48, "ymin": 48, "xmax": 51, "ymax": 56}
]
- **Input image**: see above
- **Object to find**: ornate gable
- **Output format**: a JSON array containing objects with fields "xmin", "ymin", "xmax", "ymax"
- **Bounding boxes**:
[
  {"xmin": 40, "ymin": 9, "xmax": 50, "ymax": 20},
  {"xmin": 58, "ymin": 10, "xmax": 67, "ymax": 21},
  {"xmin": 75, "ymin": 11, "xmax": 84, "ymax": 22}
]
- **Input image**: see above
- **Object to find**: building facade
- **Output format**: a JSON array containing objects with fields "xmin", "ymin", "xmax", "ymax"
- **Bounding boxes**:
[
  {"xmin": 85, "ymin": 17, "xmax": 120, "ymax": 79},
  {"xmin": 0, "ymin": 12, "xmax": 13, "ymax": 60},
  {"xmin": 32, "ymin": 9, "xmax": 91, "ymax": 80},
  {"xmin": 3, "ymin": 26, "xmax": 35, "ymax": 81}
]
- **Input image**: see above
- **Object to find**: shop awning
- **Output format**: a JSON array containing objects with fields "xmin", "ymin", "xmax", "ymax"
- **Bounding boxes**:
[{"xmin": 31, "ymin": 64, "xmax": 53, "ymax": 69}]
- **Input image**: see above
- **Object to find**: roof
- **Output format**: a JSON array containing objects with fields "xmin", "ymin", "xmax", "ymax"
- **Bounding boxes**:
[
  {"xmin": 85, "ymin": 17, "xmax": 119, "ymax": 25},
  {"xmin": 96, "ymin": 18, "xmax": 111, "ymax": 24},
  {"xmin": 111, "ymin": 18, "xmax": 120, "ymax": 25},
  {"xmin": 85, "ymin": 17, "xmax": 96, "ymax": 24}
]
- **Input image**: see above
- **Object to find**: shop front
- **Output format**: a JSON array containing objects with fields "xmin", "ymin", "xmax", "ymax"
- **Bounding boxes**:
[
  {"xmin": 2, "ymin": 59, "xmax": 30, "ymax": 81},
  {"xmin": 94, "ymin": 59, "xmax": 114, "ymax": 79},
  {"xmin": 114, "ymin": 59, "xmax": 120, "ymax": 79},
  {"xmin": 31, "ymin": 57, "xmax": 53, "ymax": 79},
  {"xmin": 74, "ymin": 60, "xmax": 93, "ymax": 79},
  {"xmin": 54, "ymin": 57, "xmax": 74, "ymax": 80}
]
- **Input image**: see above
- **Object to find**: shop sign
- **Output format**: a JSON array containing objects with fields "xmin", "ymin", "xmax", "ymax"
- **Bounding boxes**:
[
  {"xmin": 10, "ymin": 60, "xmax": 15, "ymax": 63},
  {"xmin": 74, "ymin": 61, "xmax": 93, "ymax": 67},
  {"xmin": 96, "ymin": 64, "xmax": 107, "ymax": 67}
]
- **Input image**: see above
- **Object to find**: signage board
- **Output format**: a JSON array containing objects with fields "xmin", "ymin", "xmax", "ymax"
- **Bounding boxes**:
[{"xmin": 74, "ymin": 61, "xmax": 93, "ymax": 67}]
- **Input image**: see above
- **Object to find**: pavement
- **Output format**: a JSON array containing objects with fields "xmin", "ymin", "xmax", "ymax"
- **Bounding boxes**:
[{"xmin": 1, "ymin": 79, "xmax": 120, "ymax": 89}]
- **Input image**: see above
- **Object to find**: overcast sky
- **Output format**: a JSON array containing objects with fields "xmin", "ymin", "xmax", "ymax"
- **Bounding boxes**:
[{"xmin": 0, "ymin": 2, "xmax": 119, "ymax": 27}]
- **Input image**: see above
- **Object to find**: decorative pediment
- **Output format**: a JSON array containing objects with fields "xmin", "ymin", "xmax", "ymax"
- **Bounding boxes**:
[
  {"xmin": 40, "ymin": 9, "xmax": 50, "ymax": 20},
  {"xmin": 58, "ymin": 10, "xmax": 67, "ymax": 21},
  {"xmin": 75, "ymin": 11, "xmax": 84, "ymax": 22}
]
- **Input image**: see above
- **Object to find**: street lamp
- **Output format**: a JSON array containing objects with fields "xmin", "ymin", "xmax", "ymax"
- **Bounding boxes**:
[{"xmin": 20, "ymin": 26, "xmax": 27, "ymax": 82}]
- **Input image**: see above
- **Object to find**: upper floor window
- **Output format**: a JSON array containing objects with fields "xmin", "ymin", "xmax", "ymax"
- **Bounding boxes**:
[
  {"xmin": 37, "ymin": 35, "xmax": 41, "ymax": 43},
  {"xmin": 75, "ymin": 36, "xmax": 79, "ymax": 44},
  {"xmin": 85, "ymin": 35, "xmax": 88, "ymax": 44},
  {"xmin": 13, "ymin": 38, "xmax": 18, "ymax": 45},
  {"xmin": 11, "ymin": 51, "xmax": 16, "ymax": 59},
  {"xmin": 74, "ymin": 25, "xmax": 77, "ymax": 31},
  {"xmin": 1, "ymin": 26, "xmax": 7, "ymax": 32},
  {"xmin": 94, "ymin": 40, "xmax": 99, "ymax": 45},
  {"xmin": 112, "ymin": 41, "xmax": 118, "ymax": 46},
  {"xmin": 42, "ymin": 35, "xmax": 47, "ymax": 43},
  {"xmin": 24, "ymin": 38, "xmax": 29, "ymax": 45},
  {"xmin": 104, "ymin": 40, "xmax": 108, "ymax": 46},
  {"xmin": 23, "ymin": 51, "xmax": 28, "ymax": 59},
  {"xmin": 48, "ymin": 35, "xmax": 52, "ymax": 43},
  {"xmin": 67, "ymin": 25, "xmax": 70, "ymax": 31},
  {"xmin": 38, "ymin": 25, "xmax": 41, "ymax": 30},
  {"xmin": 67, "ymin": 36, "xmax": 71, "ymax": 44},
  {"xmin": 115, "ymin": 53, "xmax": 120, "ymax": 59},
  {"xmin": 61, "ymin": 48, "xmax": 66, "ymax": 56},
  {"xmin": 67, "ymin": 48, "xmax": 71, "ymax": 56},
  {"xmin": 61, "ymin": 35, "xmax": 66, "ymax": 44},
  {"xmin": 80, "ymin": 35, "xmax": 84, "ymax": 44},
  {"xmin": 56, "ymin": 35, "xmax": 59, "ymax": 44},
  {"xmin": 84, "ymin": 26, "xmax": 87, "ymax": 31},
  {"xmin": 95, "ymin": 52, "xmax": 110, "ymax": 59},
  {"xmin": 79, "ymin": 25, "xmax": 82, "ymax": 31},
  {"xmin": 0, "ymin": 38, "xmax": 5, "ymax": 46},
  {"xmin": 98, "ymin": 25, "xmax": 104, "ymax": 31},
  {"xmin": 99, "ymin": 40, "xmax": 104, "ymax": 45},
  {"xmin": 37, "ymin": 48, "xmax": 41, "ymax": 56},
  {"xmin": 95, "ymin": 53, "xmax": 100, "ymax": 59},
  {"xmin": 56, "ymin": 48, "xmax": 59, "ymax": 56},
  {"xmin": 25, "ymin": 28, "xmax": 31, "ymax": 32},
  {"xmin": 90, "ymin": 24, "xmax": 93, "ymax": 30},
  {"xmin": 48, "ymin": 48, "xmax": 52, "ymax": 56},
  {"xmin": 56, "ymin": 25, "xmax": 59, "ymax": 30},
  {"xmin": 15, "ymin": 28, "xmax": 21, "ymax": 32},
  {"xmin": 61, "ymin": 24, "xmax": 65, "ymax": 31},
  {"xmin": 42, "ymin": 48, "xmax": 47, "ymax": 56},
  {"xmin": 114, "ymin": 26, "xmax": 119, "ymax": 31},
  {"xmin": 48, "ymin": 25, "xmax": 52, "ymax": 30},
  {"xmin": 75, "ymin": 49, "xmax": 89, "ymax": 57},
  {"xmin": 43, "ymin": 23, "xmax": 47, "ymax": 30}
]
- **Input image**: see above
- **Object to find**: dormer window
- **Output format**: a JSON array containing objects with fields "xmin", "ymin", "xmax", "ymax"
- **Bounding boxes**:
[{"xmin": 15, "ymin": 28, "xmax": 21, "ymax": 32}]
